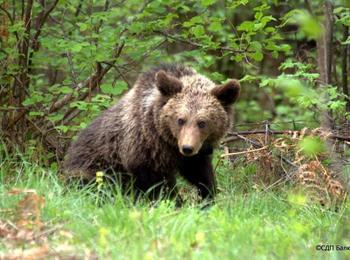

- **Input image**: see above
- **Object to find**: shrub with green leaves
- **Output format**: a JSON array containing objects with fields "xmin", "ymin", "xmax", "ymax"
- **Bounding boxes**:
[{"xmin": 0, "ymin": 0, "xmax": 349, "ymax": 157}]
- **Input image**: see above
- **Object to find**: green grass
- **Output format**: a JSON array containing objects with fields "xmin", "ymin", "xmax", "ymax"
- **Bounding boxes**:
[{"xmin": 1, "ymin": 154, "xmax": 349, "ymax": 259}]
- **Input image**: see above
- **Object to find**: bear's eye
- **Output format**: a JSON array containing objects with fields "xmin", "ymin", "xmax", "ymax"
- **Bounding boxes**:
[
  {"xmin": 197, "ymin": 121, "xmax": 206, "ymax": 129},
  {"xmin": 178, "ymin": 118, "xmax": 186, "ymax": 126}
]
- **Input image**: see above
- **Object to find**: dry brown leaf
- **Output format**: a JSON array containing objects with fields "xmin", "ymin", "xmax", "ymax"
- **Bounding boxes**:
[
  {"xmin": 16, "ymin": 192, "xmax": 45, "ymax": 229},
  {"xmin": 1, "ymin": 246, "xmax": 49, "ymax": 260}
]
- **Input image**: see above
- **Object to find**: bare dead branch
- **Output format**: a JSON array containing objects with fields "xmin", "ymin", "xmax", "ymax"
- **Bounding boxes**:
[
  {"xmin": 227, "ymin": 134, "xmax": 299, "ymax": 169},
  {"xmin": 101, "ymin": 61, "xmax": 132, "ymax": 88},
  {"xmin": 225, "ymin": 130, "xmax": 350, "ymax": 142},
  {"xmin": 221, "ymin": 146, "xmax": 268, "ymax": 158},
  {"xmin": 65, "ymin": 51, "xmax": 79, "ymax": 89}
]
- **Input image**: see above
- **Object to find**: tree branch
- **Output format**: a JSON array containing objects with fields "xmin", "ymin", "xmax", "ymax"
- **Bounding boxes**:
[
  {"xmin": 0, "ymin": 4, "xmax": 14, "ymax": 25},
  {"xmin": 224, "ymin": 129, "xmax": 350, "ymax": 142},
  {"xmin": 12, "ymin": 0, "xmax": 33, "ymax": 104},
  {"xmin": 49, "ymin": 42, "xmax": 125, "ymax": 114},
  {"xmin": 155, "ymin": 30, "xmax": 248, "ymax": 54},
  {"xmin": 32, "ymin": 0, "xmax": 59, "ymax": 52}
]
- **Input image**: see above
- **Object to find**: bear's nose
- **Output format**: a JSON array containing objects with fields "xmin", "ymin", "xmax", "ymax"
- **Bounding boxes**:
[{"xmin": 182, "ymin": 145, "xmax": 194, "ymax": 155}]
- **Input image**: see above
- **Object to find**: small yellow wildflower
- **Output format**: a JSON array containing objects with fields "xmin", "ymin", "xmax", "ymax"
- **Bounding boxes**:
[
  {"xmin": 96, "ymin": 171, "xmax": 104, "ymax": 186},
  {"xmin": 99, "ymin": 227, "xmax": 108, "ymax": 246},
  {"xmin": 129, "ymin": 210, "xmax": 141, "ymax": 221},
  {"xmin": 195, "ymin": 231, "xmax": 205, "ymax": 244}
]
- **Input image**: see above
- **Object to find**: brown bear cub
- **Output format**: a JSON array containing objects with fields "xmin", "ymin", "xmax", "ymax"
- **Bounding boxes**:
[{"xmin": 64, "ymin": 64, "xmax": 240, "ymax": 203}]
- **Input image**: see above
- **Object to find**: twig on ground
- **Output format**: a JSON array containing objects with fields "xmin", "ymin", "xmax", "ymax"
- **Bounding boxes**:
[{"xmin": 220, "ymin": 146, "xmax": 268, "ymax": 158}]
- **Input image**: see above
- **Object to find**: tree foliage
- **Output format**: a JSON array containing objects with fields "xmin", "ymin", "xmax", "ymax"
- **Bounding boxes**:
[{"xmin": 0, "ymin": 0, "xmax": 349, "ymax": 162}]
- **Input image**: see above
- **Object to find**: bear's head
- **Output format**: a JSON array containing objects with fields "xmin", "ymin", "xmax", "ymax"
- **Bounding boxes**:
[{"xmin": 156, "ymin": 70, "xmax": 240, "ymax": 156}]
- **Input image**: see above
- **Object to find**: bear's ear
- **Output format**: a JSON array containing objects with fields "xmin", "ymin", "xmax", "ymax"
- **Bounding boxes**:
[
  {"xmin": 211, "ymin": 79, "xmax": 240, "ymax": 106},
  {"xmin": 155, "ymin": 70, "xmax": 183, "ymax": 97}
]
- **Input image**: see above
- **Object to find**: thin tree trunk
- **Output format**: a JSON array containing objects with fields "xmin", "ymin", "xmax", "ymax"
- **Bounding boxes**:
[
  {"xmin": 342, "ymin": 26, "xmax": 350, "ymax": 113},
  {"xmin": 316, "ymin": 1, "xmax": 344, "ymax": 181},
  {"xmin": 0, "ymin": 0, "xmax": 9, "ymax": 129},
  {"xmin": 9, "ymin": 0, "xmax": 33, "ymax": 149},
  {"xmin": 316, "ymin": 0, "xmax": 333, "ymax": 129}
]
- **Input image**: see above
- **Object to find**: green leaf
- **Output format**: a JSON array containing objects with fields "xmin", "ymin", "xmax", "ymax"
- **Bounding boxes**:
[
  {"xmin": 208, "ymin": 21, "xmax": 222, "ymax": 31},
  {"xmin": 29, "ymin": 111, "xmax": 44, "ymax": 117},
  {"xmin": 232, "ymin": 54, "xmax": 243, "ymax": 62},
  {"xmin": 201, "ymin": 0, "xmax": 216, "ymax": 7},
  {"xmin": 240, "ymin": 75, "xmax": 259, "ymax": 83},
  {"xmin": 301, "ymin": 17, "xmax": 323, "ymax": 39},
  {"xmin": 95, "ymin": 49, "xmax": 110, "ymax": 62},
  {"xmin": 47, "ymin": 113, "xmax": 64, "ymax": 122},
  {"xmin": 210, "ymin": 72, "xmax": 224, "ymax": 81},
  {"xmin": 237, "ymin": 21, "xmax": 254, "ymax": 32},
  {"xmin": 77, "ymin": 22, "xmax": 88, "ymax": 31},
  {"xmin": 299, "ymin": 137, "xmax": 326, "ymax": 157},
  {"xmin": 342, "ymin": 36, "xmax": 350, "ymax": 45},
  {"xmin": 22, "ymin": 94, "xmax": 44, "ymax": 106},
  {"xmin": 71, "ymin": 44, "xmax": 83, "ymax": 53},
  {"xmin": 100, "ymin": 84, "xmax": 115, "ymax": 95},
  {"xmin": 101, "ymin": 82, "xmax": 128, "ymax": 95},
  {"xmin": 249, "ymin": 51, "xmax": 263, "ymax": 61},
  {"xmin": 190, "ymin": 25, "xmax": 205, "ymax": 38},
  {"xmin": 115, "ymin": 81, "xmax": 128, "ymax": 94},
  {"xmin": 334, "ymin": 7, "xmax": 345, "ymax": 14},
  {"xmin": 287, "ymin": 10, "xmax": 323, "ymax": 39},
  {"xmin": 128, "ymin": 22, "xmax": 144, "ymax": 33},
  {"xmin": 183, "ymin": 16, "xmax": 204, "ymax": 28},
  {"xmin": 250, "ymin": 41, "xmax": 262, "ymax": 51},
  {"xmin": 55, "ymin": 125, "xmax": 69, "ymax": 133},
  {"xmin": 22, "ymin": 98, "xmax": 35, "ymax": 106},
  {"xmin": 260, "ymin": 15, "xmax": 276, "ymax": 26},
  {"xmin": 70, "ymin": 101, "xmax": 89, "ymax": 111},
  {"xmin": 59, "ymin": 86, "xmax": 73, "ymax": 94},
  {"xmin": 280, "ymin": 44, "xmax": 291, "ymax": 52},
  {"xmin": 276, "ymin": 78, "xmax": 305, "ymax": 97}
]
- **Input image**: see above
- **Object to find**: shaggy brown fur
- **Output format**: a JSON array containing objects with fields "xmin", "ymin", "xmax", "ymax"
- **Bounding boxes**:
[{"xmin": 64, "ymin": 64, "xmax": 240, "ymax": 202}]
